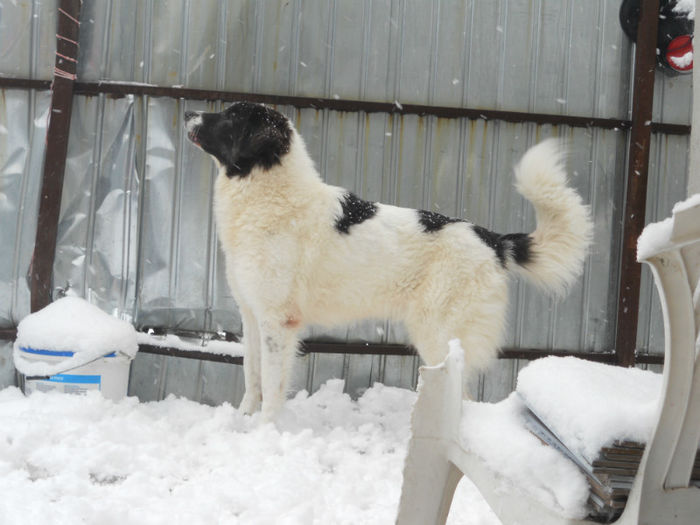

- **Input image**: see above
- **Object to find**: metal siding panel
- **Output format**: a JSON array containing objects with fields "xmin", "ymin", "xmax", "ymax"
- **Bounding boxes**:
[
  {"xmin": 64, "ymin": 0, "xmax": 639, "ymax": 117},
  {"xmin": 432, "ymin": 0, "xmax": 470, "ymax": 108},
  {"xmin": 199, "ymin": 360, "xmax": 245, "ymax": 407},
  {"xmin": 578, "ymin": 128, "xmax": 627, "ymax": 351},
  {"xmin": 328, "ymin": 1, "xmax": 372, "ymax": 101},
  {"xmin": 78, "ymin": 0, "xmax": 150, "ymax": 82},
  {"xmin": 309, "ymin": 353, "xmax": 345, "ymax": 393},
  {"xmin": 0, "ymin": 89, "xmax": 51, "ymax": 327},
  {"xmin": 128, "ymin": 352, "xmax": 166, "ymax": 402},
  {"xmin": 653, "ymin": 70, "xmax": 693, "ymax": 126},
  {"xmin": 149, "ymin": 0, "xmax": 187, "ymax": 86},
  {"xmin": 363, "ymin": 0, "xmax": 393, "ymax": 102},
  {"xmin": 162, "ymin": 355, "xmax": 202, "ymax": 401},
  {"xmin": 394, "ymin": 114, "xmax": 429, "ymax": 209},
  {"xmin": 381, "ymin": 354, "xmax": 418, "ymax": 391},
  {"xmin": 170, "ymin": 101, "xmax": 216, "ymax": 323},
  {"xmin": 593, "ymin": 0, "xmax": 633, "ymax": 119},
  {"xmin": 137, "ymin": 97, "xmax": 180, "ymax": 327},
  {"xmin": 565, "ymin": 1, "xmax": 600, "ymax": 117},
  {"xmin": 531, "ymin": 0, "xmax": 569, "ymax": 114},
  {"xmin": 499, "ymin": 0, "xmax": 537, "ymax": 112},
  {"xmin": 481, "ymin": 359, "xmax": 517, "ymax": 403},
  {"xmin": 222, "ymin": 1, "xmax": 258, "ymax": 93},
  {"xmin": 295, "ymin": 0, "xmax": 333, "ymax": 98},
  {"xmin": 0, "ymin": 0, "xmax": 56, "ymax": 80},
  {"xmin": 343, "ymin": 354, "xmax": 378, "ymax": 397},
  {"xmin": 0, "ymin": 341, "xmax": 15, "ymax": 389},
  {"xmin": 5, "ymin": 0, "xmax": 690, "ymax": 405},
  {"xmin": 182, "ymin": 1, "xmax": 224, "ymax": 90},
  {"xmin": 428, "ymin": 118, "xmax": 462, "ymax": 217},
  {"xmin": 136, "ymin": 98, "xmax": 241, "ymax": 332},
  {"xmin": 550, "ymin": 127, "xmax": 593, "ymax": 351},
  {"xmin": 396, "ymin": 0, "xmax": 435, "ymax": 105},
  {"xmin": 255, "ymin": 1, "xmax": 295, "ymax": 95},
  {"xmin": 636, "ymin": 133, "xmax": 689, "ymax": 355},
  {"xmin": 465, "ymin": 0, "xmax": 503, "ymax": 110}
]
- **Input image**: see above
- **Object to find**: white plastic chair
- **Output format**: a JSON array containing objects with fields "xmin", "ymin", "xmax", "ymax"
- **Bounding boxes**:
[{"xmin": 395, "ymin": 195, "xmax": 700, "ymax": 525}]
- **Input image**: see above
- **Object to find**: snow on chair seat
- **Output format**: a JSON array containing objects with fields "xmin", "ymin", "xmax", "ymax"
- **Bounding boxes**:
[{"xmin": 395, "ymin": 194, "xmax": 700, "ymax": 525}]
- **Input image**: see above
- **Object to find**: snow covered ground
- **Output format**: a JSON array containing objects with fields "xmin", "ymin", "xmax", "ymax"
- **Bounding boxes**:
[
  {"xmin": 0, "ymin": 380, "xmax": 502, "ymax": 525},
  {"xmin": 6, "ymin": 296, "xmax": 672, "ymax": 524}
]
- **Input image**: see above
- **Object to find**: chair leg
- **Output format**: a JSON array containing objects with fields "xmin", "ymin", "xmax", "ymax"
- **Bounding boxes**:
[{"xmin": 396, "ymin": 438, "xmax": 463, "ymax": 525}]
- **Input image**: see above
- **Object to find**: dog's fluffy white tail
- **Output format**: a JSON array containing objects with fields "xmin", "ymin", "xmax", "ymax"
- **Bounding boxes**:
[{"xmin": 510, "ymin": 139, "xmax": 593, "ymax": 296}]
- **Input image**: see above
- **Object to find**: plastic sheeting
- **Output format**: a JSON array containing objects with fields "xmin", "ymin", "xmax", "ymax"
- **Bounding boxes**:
[
  {"xmin": 0, "ymin": 0, "xmax": 692, "ymax": 402},
  {"xmin": 0, "ymin": 89, "xmax": 51, "ymax": 328}
]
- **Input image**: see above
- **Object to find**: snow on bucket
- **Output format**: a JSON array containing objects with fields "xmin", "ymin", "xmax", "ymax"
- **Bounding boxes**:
[{"xmin": 13, "ymin": 297, "xmax": 138, "ymax": 401}]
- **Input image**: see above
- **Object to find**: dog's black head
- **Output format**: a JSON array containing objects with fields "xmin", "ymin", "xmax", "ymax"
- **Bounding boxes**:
[{"xmin": 185, "ymin": 102, "xmax": 292, "ymax": 178}]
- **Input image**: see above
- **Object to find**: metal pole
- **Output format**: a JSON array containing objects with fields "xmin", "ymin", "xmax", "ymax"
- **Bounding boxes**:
[
  {"xmin": 615, "ymin": 0, "xmax": 660, "ymax": 367},
  {"xmin": 30, "ymin": 0, "xmax": 82, "ymax": 312}
]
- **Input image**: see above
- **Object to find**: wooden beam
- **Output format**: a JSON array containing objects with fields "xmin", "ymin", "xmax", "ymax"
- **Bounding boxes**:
[
  {"xmin": 615, "ymin": 0, "xmax": 660, "ymax": 367},
  {"xmin": 30, "ymin": 0, "xmax": 82, "ymax": 312}
]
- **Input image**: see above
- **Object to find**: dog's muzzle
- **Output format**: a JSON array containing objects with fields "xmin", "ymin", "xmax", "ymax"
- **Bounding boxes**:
[{"xmin": 184, "ymin": 111, "xmax": 203, "ymax": 145}]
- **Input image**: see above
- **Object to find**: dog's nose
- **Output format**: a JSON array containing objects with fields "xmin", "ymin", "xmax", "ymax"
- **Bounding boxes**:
[{"xmin": 184, "ymin": 111, "xmax": 198, "ymax": 122}]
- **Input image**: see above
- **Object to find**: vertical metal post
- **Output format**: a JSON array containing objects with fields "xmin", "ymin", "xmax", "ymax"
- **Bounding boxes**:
[
  {"xmin": 30, "ymin": 0, "xmax": 82, "ymax": 312},
  {"xmin": 615, "ymin": 0, "xmax": 660, "ymax": 367}
]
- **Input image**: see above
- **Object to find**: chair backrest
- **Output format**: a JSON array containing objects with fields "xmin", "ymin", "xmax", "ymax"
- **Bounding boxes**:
[{"xmin": 634, "ymin": 196, "xmax": 700, "ymax": 522}]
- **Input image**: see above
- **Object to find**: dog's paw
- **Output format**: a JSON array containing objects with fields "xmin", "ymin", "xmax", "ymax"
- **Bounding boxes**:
[{"xmin": 239, "ymin": 392, "xmax": 262, "ymax": 415}]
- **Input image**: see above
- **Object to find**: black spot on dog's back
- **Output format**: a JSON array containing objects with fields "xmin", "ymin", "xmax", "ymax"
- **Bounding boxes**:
[
  {"xmin": 472, "ymin": 225, "xmax": 506, "ymax": 265},
  {"xmin": 335, "ymin": 193, "xmax": 378, "ymax": 234},
  {"xmin": 473, "ymin": 226, "xmax": 532, "ymax": 267},
  {"xmin": 417, "ymin": 209, "xmax": 463, "ymax": 232},
  {"xmin": 501, "ymin": 233, "xmax": 532, "ymax": 265}
]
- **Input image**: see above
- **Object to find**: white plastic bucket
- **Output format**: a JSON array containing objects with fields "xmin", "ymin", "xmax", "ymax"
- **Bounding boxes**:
[{"xmin": 18, "ymin": 346, "xmax": 132, "ymax": 401}]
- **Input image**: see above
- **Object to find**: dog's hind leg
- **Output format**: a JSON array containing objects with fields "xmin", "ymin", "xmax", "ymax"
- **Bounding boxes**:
[
  {"xmin": 239, "ymin": 305, "xmax": 262, "ymax": 414},
  {"xmin": 259, "ymin": 320, "xmax": 299, "ymax": 422}
]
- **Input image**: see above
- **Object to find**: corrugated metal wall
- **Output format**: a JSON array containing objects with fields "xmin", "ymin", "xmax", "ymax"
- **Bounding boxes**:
[{"xmin": 0, "ymin": 0, "xmax": 691, "ymax": 403}]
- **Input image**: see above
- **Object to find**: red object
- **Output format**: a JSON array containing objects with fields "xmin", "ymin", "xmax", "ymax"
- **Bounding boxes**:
[{"xmin": 665, "ymin": 35, "xmax": 693, "ymax": 72}]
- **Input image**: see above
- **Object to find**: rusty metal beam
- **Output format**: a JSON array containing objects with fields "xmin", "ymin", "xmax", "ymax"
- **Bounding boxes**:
[
  {"xmin": 0, "ymin": 329, "xmax": 17, "ymax": 341},
  {"xmin": 30, "ymin": 0, "xmax": 82, "ymax": 313},
  {"xmin": 0, "ymin": 77, "xmax": 689, "ymax": 136},
  {"xmin": 30, "ymin": 3, "xmax": 81, "ymax": 311},
  {"xmin": 136, "ymin": 337, "xmax": 664, "ymax": 365},
  {"xmin": 68, "ymin": 81, "xmax": 688, "ymax": 135},
  {"xmin": 615, "ymin": 0, "xmax": 660, "ymax": 367},
  {"xmin": 0, "ymin": 78, "xmax": 52, "ymax": 90},
  {"xmin": 137, "ymin": 344, "xmax": 243, "ymax": 365}
]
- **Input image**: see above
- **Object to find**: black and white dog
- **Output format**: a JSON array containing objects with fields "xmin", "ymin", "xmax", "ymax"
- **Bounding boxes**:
[{"xmin": 185, "ymin": 103, "xmax": 592, "ymax": 421}]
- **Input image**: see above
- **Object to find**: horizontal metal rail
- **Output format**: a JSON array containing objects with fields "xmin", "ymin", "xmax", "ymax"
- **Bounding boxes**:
[
  {"xmin": 0, "ymin": 329, "xmax": 17, "ymax": 341},
  {"xmin": 0, "ymin": 77, "xmax": 690, "ymax": 135},
  {"xmin": 0, "ymin": 328, "xmax": 666, "ymax": 365}
]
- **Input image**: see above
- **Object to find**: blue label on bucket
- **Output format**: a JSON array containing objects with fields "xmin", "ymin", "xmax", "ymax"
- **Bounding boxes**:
[
  {"xmin": 19, "ymin": 347, "xmax": 118, "ymax": 358},
  {"xmin": 48, "ymin": 374, "xmax": 101, "ymax": 384}
]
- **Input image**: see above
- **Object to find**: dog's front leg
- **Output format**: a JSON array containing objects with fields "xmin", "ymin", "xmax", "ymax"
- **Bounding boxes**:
[
  {"xmin": 259, "ymin": 322, "xmax": 298, "ymax": 422},
  {"xmin": 238, "ymin": 306, "xmax": 262, "ymax": 414}
]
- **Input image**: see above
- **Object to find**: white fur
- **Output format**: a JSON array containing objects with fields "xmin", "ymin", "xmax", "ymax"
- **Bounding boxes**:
[
  {"xmin": 211, "ymin": 127, "xmax": 592, "ymax": 421},
  {"xmin": 185, "ymin": 113, "xmax": 203, "ymax": 133}
]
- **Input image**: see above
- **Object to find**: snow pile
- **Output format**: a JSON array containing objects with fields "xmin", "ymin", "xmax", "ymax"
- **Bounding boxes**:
[
  {"xmin": 517, "ymin": 356, "xmax": 663, "ymax": 463},
  {"xmin": 13, "ymin": 297, "xmax": 138, "ymax": 376},
  {"xmin": 460, "ymin": 394, "xmax": 590, "ymax": 518},
  {"xmin": 672, "ymin": 191, "xmax": 700, "ymax": 214},
  {"xmin": 636, "ymin": 193, "xmax": 700, "ymax": 260},
  {"xmin": 0, "ymin": 381, "xmax": 501, "ymax": 525},
  {"xmin": 673, "ymin": 0, "xmax": 695, "ymax": 19}
]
